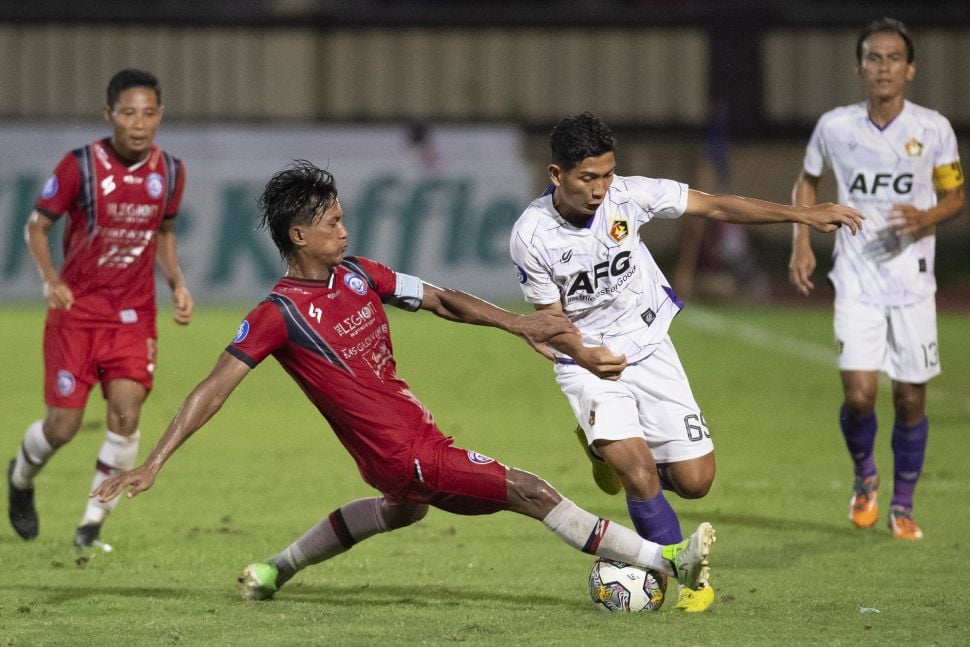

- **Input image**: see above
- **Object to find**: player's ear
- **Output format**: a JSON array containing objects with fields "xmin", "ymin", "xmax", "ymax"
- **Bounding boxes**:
[
  {"xmin": 102, "ymin": 104, "xmax": 112, "ymax": 123},
  {"xmin": 905, "ymin": 62, "xmax": 916, "ymax": 82},
  {"xmin": 548, "ymin": 163, "xmax": 562, "ymax": 187},
  {"xmin": 289, "ymin": 225, "xmax": 306, "ymax": 248}
]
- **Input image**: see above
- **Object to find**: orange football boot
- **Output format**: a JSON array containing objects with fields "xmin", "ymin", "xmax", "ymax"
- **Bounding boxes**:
[{"xmin": 849, "ymin": 475, "xmax": 879, "ymax": 528}]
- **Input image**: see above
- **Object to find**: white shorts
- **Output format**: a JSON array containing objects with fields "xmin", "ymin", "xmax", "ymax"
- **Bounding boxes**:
[
  {"xmin": 555, "ymin": 336, "xmax": 714, "ymax": 464},
  {"xmin": 834, "ymin": 294, "xmax": 940, "ymax": 383}
]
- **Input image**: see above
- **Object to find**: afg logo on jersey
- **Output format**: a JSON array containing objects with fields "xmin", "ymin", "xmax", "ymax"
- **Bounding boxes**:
[
  {"xmin": 904, "ymin": 137, "xmax": 924, "ymax": 157},
  {"xmin": 41, "ymin": 175, "xmax": 59, "ymax": 199},
  {"xmin": 344, "ymin": 272, "xmax": 368, "ymax": 295},
  {"xmin": 146, "ymin": 173, "xmax": 164, "ymax": 199},
  {"xmin": 609, "ymin": 219, "xmax": 629, "ymax": 243},
  {"xmin": 466, "ymin": 451, "xmax": 494, "ymax": 465},
  {"xmin": 233, "ymin": 319, "xmax": 250, "ymax": 343},
  {"xmin": 56, "ymin": 370, "xmax": 76, "ymax": 397}
]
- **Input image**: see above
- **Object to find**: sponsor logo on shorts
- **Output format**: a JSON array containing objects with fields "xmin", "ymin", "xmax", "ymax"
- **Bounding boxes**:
[
  {"xmin": 41, "ymin": 175, "xmax": 59, "ymax": 199},
  {"xmin": 56, "ymin": 370, "xmax": 76, "ymax": 397},
  {"xmin": 146, "ymin": 173, "xmax": 164, "ymax": 199},
  {"xmin": 344, "ymin": 272, "xmax": 368, "ymax": 295},
  {"xmin": 514, "ymin": 262, "xmax": 528, "ymax": 284},
  {"xmin": 233, "ymin": 319, "xmax": 250, "ymax": 343},
  {"xmin": 466, "ymin": 451, "xmax": 494, "ymax": 465}
]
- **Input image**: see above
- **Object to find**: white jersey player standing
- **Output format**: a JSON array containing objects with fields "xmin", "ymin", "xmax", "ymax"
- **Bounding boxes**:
[
  {"xmin": 510, "ymin": 112, "xmax": 863, "ymax": 612},
  {"xmin": 789, "ymin": 18, "xmax": 964, "ymax": 540}
]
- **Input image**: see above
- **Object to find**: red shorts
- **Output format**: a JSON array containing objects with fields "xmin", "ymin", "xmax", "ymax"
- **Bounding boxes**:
[
  {"xmin": 382, "ymin": 435, "xmax": 509, "ymax": 516},
  {"xmin": 43, "ymin": 323, "xmax": 157, "ymax": 408}
]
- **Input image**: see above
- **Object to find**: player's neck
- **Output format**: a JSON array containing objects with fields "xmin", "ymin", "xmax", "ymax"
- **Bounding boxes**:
[
  {"xmin": 287, "ymin": 260, "xmax": 335, "ymax": 282},
  {"xmin": 107, "ymin": 139, "xmax": 151, "ymax": 167},
  {"xmin": 867, "ymin": 95, "xmax": 906, "ymax": 128}
]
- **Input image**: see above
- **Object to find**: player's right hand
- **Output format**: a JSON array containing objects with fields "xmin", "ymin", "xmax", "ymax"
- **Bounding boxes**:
[
  {"xmin": 579, "ymin": 345, "xmax": 627, "ymax": 381},
  {"xmin": 788, "ymin": 244, "xmax": 817, "ymax": 296},
  {"xmin": 91, "ymin": 464, "xmax": 157, "ymax": 501},
  {"xmin": 43, "ymin": 279, "xmax": 75, "ymax": 310}
]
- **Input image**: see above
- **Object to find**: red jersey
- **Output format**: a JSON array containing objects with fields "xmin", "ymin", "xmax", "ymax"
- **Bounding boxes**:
[
  {"xmin": 227, "ymin": 257, "xmax": 441, "ymax": 494},
  {"xmin": 36, "ymin": 138, "xmax": 185, "ymax": 330}
]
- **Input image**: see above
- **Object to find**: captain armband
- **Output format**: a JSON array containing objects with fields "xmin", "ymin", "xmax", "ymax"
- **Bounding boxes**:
[
  {"xmin": 386, "ymin": 272, "xmax": 424, "ymax": 311},
  {"xmin": 932, "ymin": 161, "xmax": 964, "ymax": 191}
]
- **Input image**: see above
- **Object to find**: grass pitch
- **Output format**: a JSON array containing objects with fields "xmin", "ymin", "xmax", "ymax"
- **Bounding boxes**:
[{"xmin": 0, "ymin": 301, "xmax": 968, "ymax": 646}]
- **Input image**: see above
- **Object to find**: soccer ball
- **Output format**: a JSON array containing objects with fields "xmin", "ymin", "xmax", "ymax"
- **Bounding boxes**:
[{"xmin": 588, "ymin": 558, "xmax": 667, "ymax": 612}]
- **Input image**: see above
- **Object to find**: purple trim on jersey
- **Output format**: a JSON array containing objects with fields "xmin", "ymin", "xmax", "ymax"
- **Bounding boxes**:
[
  {"xmin": 266, "ymin": 293, "xmax": 351, "ymax": 373},
  {"xmin": 72, "ymin": 145, "xmax": 98, "ymax": 236},
  {"xmin": 161, "ymin": 151, "xmax": 181, "ymax": 208},
  {"xmin": 662, "ymin": 284, "xmax": 684, "ymax": 309},
  {"xmin": 868, "ymin": 114, "xmax": 898, "ymax": 132},
  {"xmin": 541, "ymin": 183, "xmax": 554, "ymax": 197}
]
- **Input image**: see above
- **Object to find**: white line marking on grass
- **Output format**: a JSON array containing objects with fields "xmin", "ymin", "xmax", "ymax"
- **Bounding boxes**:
[{"xmin": 678, "ymin": 307, "xmax": 970, "ymax": 414}]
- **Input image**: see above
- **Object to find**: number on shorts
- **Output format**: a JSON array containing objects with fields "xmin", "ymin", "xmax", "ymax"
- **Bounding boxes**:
[
  {"xmin": 922, "ymin": 342, "xmax": 939, "ymax": 368},
  {"xmin": 684, "ymin": 413, "xmax": 710, "ymax": 442}
]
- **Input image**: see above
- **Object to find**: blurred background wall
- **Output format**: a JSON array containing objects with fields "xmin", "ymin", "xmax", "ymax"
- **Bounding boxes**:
[{"xmin": 1, "ymin": 0, "xmax": 968, "ymax": 304}]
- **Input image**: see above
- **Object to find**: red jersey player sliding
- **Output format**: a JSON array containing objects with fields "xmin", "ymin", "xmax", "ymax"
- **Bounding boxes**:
[
  {"xmin": 93, "ymin": 160, "xmax": 715, "ymax": 602},
  {"xmin": 8, "ymin": 69, "xmax": 193, "ymax": 551}
]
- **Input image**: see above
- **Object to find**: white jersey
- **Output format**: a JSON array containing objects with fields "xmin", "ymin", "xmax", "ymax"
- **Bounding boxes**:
[
  {"xmin": 804, "ymin": 100, "xmax": 961, "ymax": 305},
  {"xmin": 510, "ymin": 174, "xmax": 688, "ymax": 365}
]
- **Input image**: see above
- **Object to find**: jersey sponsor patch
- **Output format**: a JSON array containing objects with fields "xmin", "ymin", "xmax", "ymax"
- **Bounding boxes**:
[
  {"xmin": 466, "ymin": 450, "xmax": 494, "ymax": 465},
  {"xmin": 514, "ymin": 262, "xmax": 528, "ymax": 284},
  {"xmin": 56, "ymin": 370, "xmax": 76, "ymax": 397},
  {"xmin": 41, "ymin": 175, "xmax": 58, "ymax": 199},
  {"xmin": 344, "ymin": 272, "xmax": 368, "ymax": 295},
  {"xmin": 146, "ymin": 172, "xmax": 164, "ymax": 199},
  {"xmin": 233, "ymin": 319, "xmax": 250, "ymax": 343}
]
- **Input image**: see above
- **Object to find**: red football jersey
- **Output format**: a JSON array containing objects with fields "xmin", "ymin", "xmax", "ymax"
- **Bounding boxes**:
[
  {"xmin": 228, "ymin": 257, "xmax": 440, "ymax": 493},
  {"xmin": 36, "ymin": 138, "xmax": 185, "ymax": 330}
]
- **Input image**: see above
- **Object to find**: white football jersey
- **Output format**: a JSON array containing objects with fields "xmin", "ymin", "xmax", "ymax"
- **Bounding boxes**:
[
  {"xmin": 510, "ymin": 175, "xmax": 688, "ymax": 365},
  {"xmin": 804, "ymin": 100, "xmax": 962, "ymax": 305}
]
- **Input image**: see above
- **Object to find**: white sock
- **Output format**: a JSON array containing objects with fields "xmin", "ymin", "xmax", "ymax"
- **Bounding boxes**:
[
  {"xmin": 272, "ymin": 497, "xmax": 389, "ymax": 585},
  {"xmin": 12, "ymin": 420, "xmax": 54, "ymax": 488},
  {"xmin": 542, "ymin": 498, "xmax": 669, "ymax": 576},
  {"xmin": 80, "ymin": 430, "xmax": 140, "ymax": 526}
]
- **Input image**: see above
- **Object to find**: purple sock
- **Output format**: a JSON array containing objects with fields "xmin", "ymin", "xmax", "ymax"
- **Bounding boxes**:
[
  {"xmin": 891, "ymin": 417, "xmax": 928, "ymax": 509},
  {"xmin": 839, "ymin": 405, "xmax": 878, "ymax": 478},
  {"xmin": 627, "ymin": 493, "xmax": 683, "ymax": 544}
]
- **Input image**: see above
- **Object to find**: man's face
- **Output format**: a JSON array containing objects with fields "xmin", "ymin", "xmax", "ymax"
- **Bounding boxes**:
[
  {"xmin": 549, "ymin": 151, "xmax": 616, "ymax": 222},
  {"xmin": 105, "ymin": 86, "xmax": 163, "ymax": 164},
  {"xmin": 858, "ymin": 32, "xmax": 914, "ymax": 102},
  {"xmin": 293, "ymin": 198, "xmax": 348, "ymax": 267}
]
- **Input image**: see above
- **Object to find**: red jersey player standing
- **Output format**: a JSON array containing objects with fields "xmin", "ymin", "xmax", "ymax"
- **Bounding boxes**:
[
  {"xmin": 7, "ymin": 69, "xmax": 193, "ymax": 550},
  {"xmin": 91, "ymin": 160, "xmax": 715, "ymax": 602}
]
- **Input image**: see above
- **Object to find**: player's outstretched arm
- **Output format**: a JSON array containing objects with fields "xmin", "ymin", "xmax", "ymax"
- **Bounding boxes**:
[
  {"xmin": 418, "ymin": 283, "xmax": 576, "ymax": 346},
  {"xmin": 684, "ymin": 188, "xmax": 864, "ymax": 234},
  {"xmin": 91, "ymin": 352, "xmax": 251, "ymax": 501}
]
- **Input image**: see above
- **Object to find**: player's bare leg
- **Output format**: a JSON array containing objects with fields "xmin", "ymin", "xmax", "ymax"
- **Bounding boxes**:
[{"xmin": 8, "ymin": 407, "xmax": 84, "ymax": 540}]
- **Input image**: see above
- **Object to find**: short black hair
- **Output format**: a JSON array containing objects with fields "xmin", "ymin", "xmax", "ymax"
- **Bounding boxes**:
[
  {"xmin": 549, "ymin": 112, "xmax": 616, "ymax": 170},
  {"xmin": 258, "ymin": 160, "xmax": 338, "ymax": 262},
  {"xmin": 856, "ymin": 17, "xmax": 914, "ymax": 64},
  {"xmin": 106, "ymin": 69, "xmax": 162, "ymax": 107}
]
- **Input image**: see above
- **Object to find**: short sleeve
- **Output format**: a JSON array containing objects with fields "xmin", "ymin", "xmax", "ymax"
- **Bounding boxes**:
[
  {"xmin": 226, "ymin": 300, "xmax": 288, "ymax": 368},
  {"xmin": 803, "ymin": 117, "xmax": 829, "ymax": 178},
  {"xmin": 35, "ymin": 152, "xmax": 81, "ymax": 220},
  {"xmin": 510, "ymin": 225, "xmax": 560, "ymax": 306},
  {"xmin": 626, "ymin": 176, "xmax": 688, "ymax": 221}
]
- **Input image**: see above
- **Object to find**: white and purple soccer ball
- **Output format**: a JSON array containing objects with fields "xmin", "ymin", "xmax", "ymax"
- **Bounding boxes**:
[{"xmin": 588, "ymin": 558, "xmax": 667, "ymax": 612}]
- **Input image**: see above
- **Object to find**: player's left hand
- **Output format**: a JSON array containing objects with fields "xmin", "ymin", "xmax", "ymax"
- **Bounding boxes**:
[
  {"xmin": 804, "ymin": 203, "xmax": 865, "ymax": 234},
  {"xmin": 91, "ymin": 464, "xmax": 157, "ymax": 501},
  {"xmin": 887, "ymin": 203, "xmax": 929, "ymax": 236},
  {"xmin": 172, "ymin": 284, "xmax": 194, "ymax": 325}
]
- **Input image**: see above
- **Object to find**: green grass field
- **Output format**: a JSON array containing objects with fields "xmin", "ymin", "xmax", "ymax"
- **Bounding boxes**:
[{"xmin": 1, "ymin": 302, "xmax": 968, "ymax": 646}]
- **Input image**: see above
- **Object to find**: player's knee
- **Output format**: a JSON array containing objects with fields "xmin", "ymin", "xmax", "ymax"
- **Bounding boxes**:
[
  {"xmin": 843, "ymin": 391, "xmax": 876, "ymax": 415},
  {"xmin": 507, "ymin": 469, "xmax": 561, "ymax": 516},
  {"xmin": 382, "ymin": 502, "xmax": 428, "ymax": 530},
  {"xmin": 43, "ymin": 413, "xmax": 83, "ymax": 448},
  {"xmin": 892, "ymin": 391, "xmax": 925, "ymax": 422}
]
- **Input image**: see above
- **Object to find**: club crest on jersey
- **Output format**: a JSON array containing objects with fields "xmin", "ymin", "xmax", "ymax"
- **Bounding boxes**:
[
  {"xmin": 466, "ymin": 451, "xmax": 494, "ymax": 465},
  {"xmin": 609, "ymin": 219, "xmax": 629, "ymax": 243},
  {"xmin": 233, "ymin": 319, "xmax": 250, "ymax": 343},
  {"xmin": 146, "ymin": 173, "xmax": 164, "ymax": 199},
  {"xmin": 904, "ymin": 137, "xmax": 924, "ymax": 157},
  {"xmin": 344, "ymin": 272, "xmax": 368, "ymax": 295},
  {"xmin": 41, "ymin": 175, "xmax": 58, "ymax": 199},
  {"xmin": 56, "ymin": 370, "xmax": 76, "ymax": 397},
  {"xmin": 513, "ymin": 262, "xmax": 528, "ymax": 284}
]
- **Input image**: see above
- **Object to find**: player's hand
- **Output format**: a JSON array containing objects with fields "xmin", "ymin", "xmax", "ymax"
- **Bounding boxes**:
[
  {"xmin": 171, "ymin": 284, "xmax": 194, "ymax": 325},
  {"xmin": 43, "ymin": 279, "xmax": 75, "ymax": 310},
  {"xmin": 518, "ymin": 309, "xmax": 577, "ymax": 345},
  {"xmin": 578, "ymin": 345, "xmax": 627, "ymax": 381},
  {"xmin": 788, "ymin": 243, "xmax": 817, "ymax": 296},
  {"xmin": 803, "ymin": 203, "xmax": 864, "ymax": 234},
  {"xmin": 91, "ymin": 464, "xmax": 157, "ymax": 501},
  {"xmin": 887, "ymin": 203, "xmax": 929, "ymax": 236}
]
